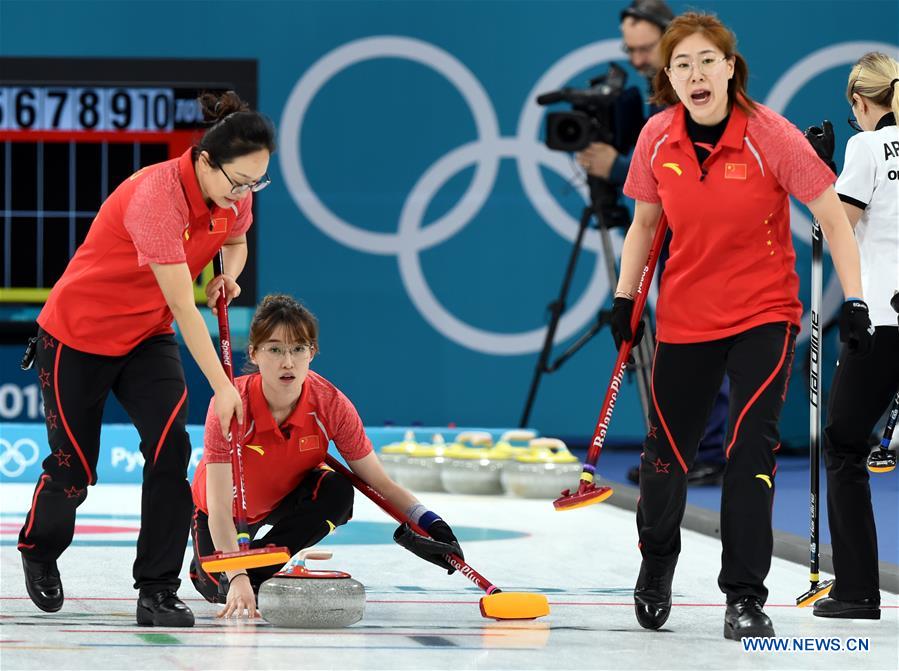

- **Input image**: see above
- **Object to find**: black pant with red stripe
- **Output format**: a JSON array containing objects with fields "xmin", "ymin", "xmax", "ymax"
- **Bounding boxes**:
[
  {"xmin": 18, "ymin": 329, "xmax": 193, "ymax": 594},
  {"xmin": 637, "ymin": 322, "xmax": 797, "ymax": 604},
  {"xmin": 190, "ymin": 468, "xmax": 354, "ymax": 602},
  {"xmin": 823, "ymin": 326, "xmax": 899, "ymax": 602}
]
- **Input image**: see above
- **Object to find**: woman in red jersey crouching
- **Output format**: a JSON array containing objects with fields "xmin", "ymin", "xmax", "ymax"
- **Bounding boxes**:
[{"xmin": 190, "ymin": 295, "xmax": 464, "ymax": 619}]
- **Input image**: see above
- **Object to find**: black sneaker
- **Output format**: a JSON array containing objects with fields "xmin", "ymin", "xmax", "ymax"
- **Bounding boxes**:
[
  {"xmin": 724, "ymin": 596, "xmax": 774, "ymax": 640},
  {"xmin": 813, "ymin": 596, "xmax": 880, "ymax": 620},
  {"xmin": 22, "ymin": 555, "xmax": 64, "ymax": 613},
  {"xmin": 687, "ymin": 461, "xmax": 725, "ymax": 487},
  {"xmin": 634, "ymin": 563, "xmax": 674, "ymax": 630},
  {"xmin": 136, "ymin": 589, "xmax": 195, "ymax": 627},
  {"xmin": 626, "ymin": 465, "xmax": 640, "ymax": 485}
]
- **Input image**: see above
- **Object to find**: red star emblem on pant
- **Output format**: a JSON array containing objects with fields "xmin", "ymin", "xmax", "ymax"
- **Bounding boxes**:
[
  {"xmin": 64, "ymin": 485, "xmax": 84, "ymax": 498},
  {"xmin": 39, "ymin": 368, "xmax": 51, "ymax": 389},
  {"xmin": 45, "ymin": 408, "xmax": 59, "ymax": 430},
  {"xmin": 41, "ymin": 335, "xmax": 56, "ymax": 350},
  {"xmin": 653, "ymin": 458, "xmax": 670, "ymax": 474},
  {"xmin": 647, "ymin": 424, "xmax": 658, "ymax": 440},
  {"xmin": 53, "ymin": 449, "xmax": 72, "ymax": 467}
]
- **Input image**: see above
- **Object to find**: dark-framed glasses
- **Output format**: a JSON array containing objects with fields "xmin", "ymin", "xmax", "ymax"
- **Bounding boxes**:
[{"xmin": 218, "ymin": 164, "xmax": 271, "ymax": 195}]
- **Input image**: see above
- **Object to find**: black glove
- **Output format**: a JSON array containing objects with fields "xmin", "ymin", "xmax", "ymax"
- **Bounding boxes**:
[
  {"xmin": 610, "ymin": 296, "xmax": 645, "ymax": 351},
  {"xmin": 804, "ymin": 120, "xmax": 837, "ymax": 175},
  {"xmin": 393, "ymin": 520, "xmax": 464, "ymax": 574},
  {"xmin": 838, "ymin": 299, "xmax": 874, "ymax": 356}
]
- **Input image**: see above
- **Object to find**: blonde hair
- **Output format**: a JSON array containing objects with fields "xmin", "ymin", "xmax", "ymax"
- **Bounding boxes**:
[
  {"xmin": 846, "ymin": 52, "xmax": 899, "ymax": 124},
  {"xmin": 651, "ymin": 12, "xmax": 757, "ymax": 115}
]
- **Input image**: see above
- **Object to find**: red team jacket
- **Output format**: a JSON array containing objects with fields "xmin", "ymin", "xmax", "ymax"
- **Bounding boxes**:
[
  {"xmin": 624, "ymin": 103, "xmax": 835, "ymax": 343},
  {"xmin": 192, "ymin": 372, "xmax": 373, "ymax": 523},
  {"xmin": 38, "ymin": 149, "xmax": 253, "ymax": 355}
]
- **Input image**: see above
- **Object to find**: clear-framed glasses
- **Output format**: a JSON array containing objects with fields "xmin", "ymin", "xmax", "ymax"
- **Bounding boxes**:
[
  {"xmin": 257, "ymin": 343, "xmax": 313, "ymax": 359},
  {"xmin": 667, "ymin": 55, "xmax": 728, "ymax": 81},
  {"xmin": 621, "ymin": 39, "xmax": 659, "ymax": 57},
  {"xmin": 218, "ymin": 164, "xmax": 271, "ymax": 195}
]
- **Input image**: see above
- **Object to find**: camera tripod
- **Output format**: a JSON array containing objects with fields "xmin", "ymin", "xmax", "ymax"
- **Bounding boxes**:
[{"xmin": 520, "ymin": 176, "xmax": 655, "ymax": 431}]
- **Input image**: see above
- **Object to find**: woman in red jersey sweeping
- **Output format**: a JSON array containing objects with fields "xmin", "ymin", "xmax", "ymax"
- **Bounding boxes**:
[
  {"xmin": 18, "ymin": 91, "xmax": 275, "ymax": 627},
  {"xmin": 611, "ymin": 13, "xmax": 870, "ymax": 640},
  {"xmin": 190, "ymin": 294, "xmax": 465, "ymax": 620}
]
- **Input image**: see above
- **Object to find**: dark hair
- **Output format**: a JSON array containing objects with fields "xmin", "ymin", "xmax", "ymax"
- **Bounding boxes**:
[
  {"xmin": 620, "ymin": 0, "xmax": 674, "ymax": 30},
  {"xmin": 192, "ymin": 90, "xmax": 276, "ymax": 165},
  {"xmin": 245, "ymin": 294, "xmax": 319, "ymax": 372},
  {"xmin": 650, "ymin": 12, "xmax": 757, "ymax": 115}
]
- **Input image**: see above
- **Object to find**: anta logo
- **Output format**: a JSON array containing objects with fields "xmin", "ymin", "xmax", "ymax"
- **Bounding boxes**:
[
  {"xmin": 725, "ymin": 163, "xmax": 747, "ymax": 180},
  {"xmin": 662, "ymin": 162, "xmax": 683, "ymax": 175},
  {"xmin": 128, "ymin": 167, "xmax": 148, "ymax": 181},
  {"xmin": 246, "ymin": 444, "xmax": 264, "ymax": 456},
  {"xmin": 755, "ymin": 474, "xmax": 772, "ymax": 488}
]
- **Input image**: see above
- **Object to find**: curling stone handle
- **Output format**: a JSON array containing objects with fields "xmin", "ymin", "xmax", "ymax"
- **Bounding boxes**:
[{"xmin": 529, "ymin": 438, "xmax": 568, "ymax": 453}]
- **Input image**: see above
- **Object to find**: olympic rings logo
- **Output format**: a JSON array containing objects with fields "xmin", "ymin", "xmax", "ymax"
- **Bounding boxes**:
[
  {"xmin": 0, "ymin": 437, "xmax": 40, "ymax": 478},
  {"xmin": 280, "ymin": 37, "xmax": 898, "ymax": 353}
]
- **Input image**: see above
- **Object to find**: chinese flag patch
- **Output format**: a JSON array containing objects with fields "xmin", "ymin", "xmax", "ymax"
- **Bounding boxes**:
[
  {"xmin": 725, "ymin": 163, "xmax": 747, "ymax": 180},
  {"xmin": 297, "ymin": 435, "xmax": 320, "ymax": 452},
  {"xmin": 209, "ymin": 217, "xmax": 228, "ymax": 234}
]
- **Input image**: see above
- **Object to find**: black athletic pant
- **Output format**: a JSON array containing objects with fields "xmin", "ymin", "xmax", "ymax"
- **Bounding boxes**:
[
  {"xmin": 824, "ymin": 325, "xmax": 899, "ymax": 602},
  {"xmin": 17, "ymin": 329, "xmax": 192, "ymax": 593},
  {"xmin": 190, "ymin": 468, "xmax": 354, "ymax": 602},
  {"xmin": 637, "ymin": 322, "xmax": 797, "ymax": 604}
]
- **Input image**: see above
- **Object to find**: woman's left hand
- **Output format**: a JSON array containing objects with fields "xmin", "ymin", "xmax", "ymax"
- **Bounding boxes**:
[{"xmin": 205, "ymin": 274, "xmax": 241, "ymax": 314}]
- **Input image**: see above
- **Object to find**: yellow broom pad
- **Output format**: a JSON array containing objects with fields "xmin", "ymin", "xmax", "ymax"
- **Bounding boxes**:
[{"xmin": 479, "ymin": 592, "xmax": 550, "ymax": 620}]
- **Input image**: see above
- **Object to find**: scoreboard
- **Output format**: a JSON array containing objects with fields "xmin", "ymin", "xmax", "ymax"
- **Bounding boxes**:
[{"xmin": 0, "ymin": 57, "xmax": 259, "ymax": 315}]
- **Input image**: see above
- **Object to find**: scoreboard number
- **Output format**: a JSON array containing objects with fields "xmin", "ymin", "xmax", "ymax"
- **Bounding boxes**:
[{"xmin": 0, "ymin": 86, "xmax": 204, "ymax": 132}]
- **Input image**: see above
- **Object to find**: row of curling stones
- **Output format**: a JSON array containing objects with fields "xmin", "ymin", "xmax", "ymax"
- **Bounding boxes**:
[
  {"xmin": 258, "ymin": 550, "xmax": 365, "ymax": 628},
  {"xmin": 382, "ymin": 430, "xmax": 534, "ymax": 493},
  {"xmin": 380, "ymin": 431, "xmax": 583, "ymax": 498}
]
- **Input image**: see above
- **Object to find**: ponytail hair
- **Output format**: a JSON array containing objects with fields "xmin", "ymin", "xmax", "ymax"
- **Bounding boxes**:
[
  {"xmin": 846, "ymin": 52, "xmax": 899, "ymax": 126},
  {"xmin": 192, "ymin": 90, "xmax": 276, "ymax": 165}
]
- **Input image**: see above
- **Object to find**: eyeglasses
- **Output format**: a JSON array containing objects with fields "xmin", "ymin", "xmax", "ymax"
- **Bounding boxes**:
[
  {"xmin": 256, "ymin": 344, "xmax": 313, "ymax": 359},
  {"xmin": 218, "ymin": 164, "xmax": 271, "ymax": 195},
  {"xmin": 621, "ymin": 39, "xmax": 659, "ymax": 57},
  {"xmin": 667, "ymin": 55, "xmax": 728, "ymax": 81}
]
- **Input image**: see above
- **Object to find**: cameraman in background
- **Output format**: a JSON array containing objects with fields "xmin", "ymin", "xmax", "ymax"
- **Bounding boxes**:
[{"xmin": 579, "ymin": 0, "xmax": 729, "ymax": 487}]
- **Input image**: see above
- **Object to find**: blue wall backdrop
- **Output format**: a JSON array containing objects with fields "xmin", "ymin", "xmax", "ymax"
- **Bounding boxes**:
[{"xmin": 1, "ymin": 0, "xmax": 897, "ymax": 446}]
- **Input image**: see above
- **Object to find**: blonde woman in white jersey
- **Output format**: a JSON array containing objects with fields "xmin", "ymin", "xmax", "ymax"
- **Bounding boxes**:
[{"xmin": 814, "ymin": 52, "xmax": 899, "ymax": 621}]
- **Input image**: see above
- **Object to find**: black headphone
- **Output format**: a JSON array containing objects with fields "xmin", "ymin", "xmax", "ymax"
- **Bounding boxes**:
[{"xmin": 620, "ymin": 0, "xmax": 674, "ymax": 31}]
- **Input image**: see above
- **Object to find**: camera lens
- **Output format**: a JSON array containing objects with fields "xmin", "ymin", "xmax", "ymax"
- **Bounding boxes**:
[
  {"xmin": 545, "ymin": 112, "xmax": 591, "ymax": 152},
  {"xmin": 557, "ymin": 119, "xmax": 583, "ymax": 143}
]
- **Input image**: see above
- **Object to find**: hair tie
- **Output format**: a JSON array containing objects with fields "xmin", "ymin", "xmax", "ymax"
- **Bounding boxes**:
[{"xmin": 891, "ymin": 78, "xmax": 899, "ymax": 90}]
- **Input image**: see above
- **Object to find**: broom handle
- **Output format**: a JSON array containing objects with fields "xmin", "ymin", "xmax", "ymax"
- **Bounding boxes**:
[
  {"xmin": 213, "ymin": 250, "xmax": 250, "ymax": 551},
  {"xmin": 323, "ymin": 454, "xmax": 500, "ymax": 595}
]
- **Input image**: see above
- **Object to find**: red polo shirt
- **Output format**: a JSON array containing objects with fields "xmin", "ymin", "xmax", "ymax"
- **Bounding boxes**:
[
  {"xmin": 191, "ymin": 371, "xmax": 373, "ymax": 523},
  {"xmin": 624, "ymin": 103, "xmax": 834, "ymax": 343},
  {"xmin": 38, "ymin": 148, "xmax": 253, "ymax": 355}
]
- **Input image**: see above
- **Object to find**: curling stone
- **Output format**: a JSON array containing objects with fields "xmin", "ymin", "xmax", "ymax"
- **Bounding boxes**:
[
  {"xmin": 258, "ymin": 550, "xmax": 365, "ymax": 628},
  {"xmin": 501, "ymin": 438, "xmax": 584, "ymax": 499},
  {"xmin": 378, "ymin": 430, "xmax": 419, "ymax": 479},
  {"xmin": 391, "ymin": 435, "xmax": 448, "ymax": 492},
  {"xmin": 441, "ymin": 443, "xmax": 509, "ymax": 495}
]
